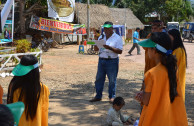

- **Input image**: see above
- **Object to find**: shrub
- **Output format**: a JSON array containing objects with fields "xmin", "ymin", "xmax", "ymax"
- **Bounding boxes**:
[{"xmin": 15, "ymin": 39, "xmax": 31, "ymax": 53}]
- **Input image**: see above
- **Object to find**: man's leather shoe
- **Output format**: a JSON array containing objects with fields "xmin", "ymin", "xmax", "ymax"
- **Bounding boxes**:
[
  {"xmin": 109, "ymin": 98, "xmax": 114, "ymax": 104},
  {"xmin": 89, "ymin": 98, "xmax": 102, "ymax": 102}
]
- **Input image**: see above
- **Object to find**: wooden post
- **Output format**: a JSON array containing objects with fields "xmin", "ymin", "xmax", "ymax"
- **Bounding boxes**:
[
  {"xmin": 87, "ymin": 0, "xmax": 90, "ymax": 41},
  {"xmin": 77, "ymin": 35, "xmax": 80, "ymax": 45}
]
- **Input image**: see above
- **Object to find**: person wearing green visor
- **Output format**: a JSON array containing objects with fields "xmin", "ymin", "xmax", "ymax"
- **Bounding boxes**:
[
  {"xmin": 135, "ymin": 32, "xmax": 188, "ymax": 126},
  {"xmin": 7, "ymin": 55, "xmax": 50, "ymax": 126},
  {"xmin": 90, "ymin": 21, "xmax": 123, "ymax": 103}
]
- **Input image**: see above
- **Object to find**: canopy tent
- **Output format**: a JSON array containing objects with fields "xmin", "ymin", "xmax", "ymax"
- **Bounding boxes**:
[{"xmin": 101, "ymin": 25, "xmax": 125, "ymax": 36}]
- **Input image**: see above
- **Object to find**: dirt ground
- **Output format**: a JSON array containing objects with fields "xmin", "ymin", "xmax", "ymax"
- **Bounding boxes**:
[{"xmin": 1, "ymin": 41, "xmax": 194, "ymax": 126}]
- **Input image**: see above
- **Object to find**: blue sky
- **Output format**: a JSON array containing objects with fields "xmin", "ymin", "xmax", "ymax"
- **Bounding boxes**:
[{"xmin": 190, "ymin": 0, "xmax": 194, "ymax": 4}]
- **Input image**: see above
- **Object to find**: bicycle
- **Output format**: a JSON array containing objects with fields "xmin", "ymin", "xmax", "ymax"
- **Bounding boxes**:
[{"xmin": 38, "ymin": 38, "xmax": 53, "ymax": 52}]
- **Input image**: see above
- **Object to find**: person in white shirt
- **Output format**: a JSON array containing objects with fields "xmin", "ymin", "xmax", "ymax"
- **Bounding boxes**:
[
  {"xmin": 89, "ymin": 21, "xmax": 123, "ymax": 103},
  {"xmin": 106, "ymin": 97, "xmax": 132, "ymax": 126}
]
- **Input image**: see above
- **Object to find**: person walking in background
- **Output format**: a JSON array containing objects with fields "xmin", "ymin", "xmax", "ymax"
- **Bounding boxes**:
[
  {"xmin": 136, "ymin": 32, "xmax": 188, "ymax": 126},
  {"xmin": 89, "ymin": 21, "xmax": 123, "ymax": 103},
  {"xmin": 7, "ymin": 55, "xmax": 50, "ymax": 126},
  {"xmin": 144, "ymin": 20, "xmax": 164, "ymax": 74},
  {"xmin": 128, "ymin": 27, "xmax": 141, "ymax": 55},
  {"xmin": 168, "ymin": 29, "xmax": 187, "ymax": 102}
]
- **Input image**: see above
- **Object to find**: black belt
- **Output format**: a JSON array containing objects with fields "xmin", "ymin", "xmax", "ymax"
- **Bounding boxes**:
[{"xmin": 99, "ymin": 57, "xmax": 118, "ymax": 60}]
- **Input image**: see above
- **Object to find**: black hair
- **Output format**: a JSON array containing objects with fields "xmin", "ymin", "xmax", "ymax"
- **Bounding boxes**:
[
  {"xmin": 151, "ymin": 20, "xmax": 163, "ymax": 27},
  {"xmin": 152, "ymin": 20, "xmax": 162, "ymax": 23},
  {"xmin": 0, "ymin": 104, "xmax": 14, "ymax": 126},
  {"xmin": 113, "ymin": 97, "xmax": 125, "ymax": 106},
  {"xmin": 104, "ymin": 21, "xmax": 113, "ymax": 25},
  {"xmin": 168, "ymin": 29, "xmax": 187, "ymax": 67},
  {"xmin": 7, "ymin": 55, "xmax": 42, "ymax": 121},
  {"xmin": 150, "ymin": 32, "xmax": 178, "ymax": 103},
  {"xmin": 136, "ymin": 27, "xmax": 140, "ymax": 31}
]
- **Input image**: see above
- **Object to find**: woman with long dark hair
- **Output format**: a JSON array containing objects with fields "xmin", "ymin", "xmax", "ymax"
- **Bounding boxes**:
[
  {"xmin": 168, "ymin": 29, "xmax": 187, "ymax": 102},
  {"xmin": 7, "ymin": 55, "xmax": 49, "ymax": 126},
  {"xmin": 135, "ymin": 32, "xmax": 188, "ymax": 126}
]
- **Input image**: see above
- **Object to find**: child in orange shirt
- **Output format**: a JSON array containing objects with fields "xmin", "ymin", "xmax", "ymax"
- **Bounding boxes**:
[
  {"xmin": 135, "ymin": 32, "xmax": 188, "ymax": 126},
  {"xmin": 168, "ymin": 29, "xmax": 187, "ymax": 102},
  {"xmin": 7, "ymin": 55, "xmax": 50, "ymax": 126}
]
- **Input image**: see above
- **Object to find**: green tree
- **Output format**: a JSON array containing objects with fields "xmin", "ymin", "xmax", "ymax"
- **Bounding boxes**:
[
  {"xmin": 165, "ymin": 0, "xmax": 193, "ymax": 22},
  {"xmin": 78, "ymin": 0, "xmax": 113, "ymax": 6},
  {"xmin": 124, "ymin": 0, "xmax": 193, "ymax": 24},
  {"xmin": 15, "ymin": 0, "xmax": 47, "ymax": 38}
]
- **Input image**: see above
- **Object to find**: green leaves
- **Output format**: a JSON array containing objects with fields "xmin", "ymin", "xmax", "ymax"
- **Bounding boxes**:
[
  {"xmin": 15, "ymin": 39, "xmax": 31, "ymax": 53},
  {"xmin": 127, "ymin": 0, "xmax": 193, "ymax": 23}
]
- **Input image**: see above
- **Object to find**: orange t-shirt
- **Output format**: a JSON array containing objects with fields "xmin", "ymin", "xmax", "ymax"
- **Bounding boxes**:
[
  {"xmin": 0, "ymin": 85, "xmax": 3, "ymax": 104},
  {"xmin": 173, "ymin": 48, "xmax": 186, "ymax": 102},
  {"xmin": 13, "ymin": 83, "xmax": 50, "ymax": 126},
  {"xmin": 139, "ymin": 63, "xmax": 188, "ymax": 126}
]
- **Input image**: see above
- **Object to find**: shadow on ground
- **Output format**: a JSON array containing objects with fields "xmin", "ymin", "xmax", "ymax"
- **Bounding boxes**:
[
  {"xmin": 185, "ymin": 83, "xmax": 194, "ymax": 125},
  {"xmin": 48, "ymin": 78, "xmax": 142, "ymax": 126}
]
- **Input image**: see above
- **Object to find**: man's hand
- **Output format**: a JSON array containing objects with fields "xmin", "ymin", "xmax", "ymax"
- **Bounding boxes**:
[
  {"xmin": 103, "ymin": 45, "xmax": 122, "ymax": 54},
  {"xmin": 103, "ymin": 45, "xmax": 112, "ymax": 50},
  {"xmin": 94, "ymin": 45, "xmax": 99, "ymax": 51}
]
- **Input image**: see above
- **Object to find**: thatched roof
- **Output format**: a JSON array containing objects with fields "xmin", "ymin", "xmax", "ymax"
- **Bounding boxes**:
[
  {"xmin": 75, "ymin": 3, "xmax": 114, "ymax": 29},
  {"xmin": 75, "ymin": 3, "xmax": 144, "ymax": 30},
  {"xmin": 110, "ymin": 8, "xmax": 144, "ymax": 29}
]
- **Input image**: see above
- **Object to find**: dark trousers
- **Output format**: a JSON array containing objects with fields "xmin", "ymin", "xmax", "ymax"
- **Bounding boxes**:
[
  {"xmin": 95, "ymin": 58, "xmax": 119, "ymax": 99},
  {"xmin": 128, "ymin": 43, "xmax": 140, "ymax": 54}
]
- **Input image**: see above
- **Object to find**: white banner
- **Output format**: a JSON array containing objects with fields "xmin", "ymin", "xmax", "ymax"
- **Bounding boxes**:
[
  {"xmin": 1, "ymin": 0, "xmax": 14, "ymax": 32},
  {"xmin": 47, "ymin": 0, "xmax": 75, "ymax": 22}
]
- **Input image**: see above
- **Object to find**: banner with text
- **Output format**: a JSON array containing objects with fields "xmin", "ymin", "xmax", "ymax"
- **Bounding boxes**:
[{"xmin": 30, "ymin": 16, "xmax": 86, "ymax": 35}]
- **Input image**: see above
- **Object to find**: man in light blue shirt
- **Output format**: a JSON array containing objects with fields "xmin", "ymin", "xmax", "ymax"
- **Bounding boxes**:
[{"xmin": 128, "ymin": 27, "xmax": 141, "ymax": 55}]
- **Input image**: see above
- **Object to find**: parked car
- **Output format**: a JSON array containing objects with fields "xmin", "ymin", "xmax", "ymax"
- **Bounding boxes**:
[
  {"xmin": 182, "ymin": 22, "xmax": 194, "ymax": 42},
  {"xmin": 166, "ymin": 22, "xmax": 180, "ymax": 31}
]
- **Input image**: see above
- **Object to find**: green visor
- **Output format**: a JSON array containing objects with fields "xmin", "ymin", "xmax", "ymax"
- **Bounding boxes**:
[
  {"xmin": 103, "ymin": 24, "xmax": 113, "ymax": 28},
  {"xmin": 138, "ymin": 39, "xmax": 156, "ymax": 47},
  {"xmin": 12, "ymin": 63, "xmax": 39, "ymax": 76}
]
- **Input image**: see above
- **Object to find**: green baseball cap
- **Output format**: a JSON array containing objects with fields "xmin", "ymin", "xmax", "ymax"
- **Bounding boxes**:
[
  {"xmin": 12, "ymin": 63, "xmax": 39, "ymax": 76},
  {"xmin": 138, "ymin": 39, "xmax": 156, "ymax": 47},
  {"xmin": 103, "ymin": 21, "xmax": 113, "ymax": 28},
  {"xmin": 103, "ymin": 24, "xmax": 113, "ymax": 28}
]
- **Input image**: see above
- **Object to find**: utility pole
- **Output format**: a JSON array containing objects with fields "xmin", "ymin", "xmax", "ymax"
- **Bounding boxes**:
[
  {"xmin": 124, "ymin": 3, "xmax": 126, "ymax": 40},
  {"xmin": 87, "ymin": 0, "xmax": 90, "ymax": 41}
]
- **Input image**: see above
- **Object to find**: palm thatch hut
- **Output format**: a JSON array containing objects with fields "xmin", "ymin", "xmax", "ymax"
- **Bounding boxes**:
[
  {"xmin": 110, "ymin": 8, "xmax": 144, "ymax": 41},
  {"xmin": 75, "ymin": 3, "xmax": 114, "ymax": 29},
  {"xmin": 74, "ymin": 3, "xmax": 144, "ymax": 42},
  {"xmin": 110, "ymin": 8, "xmax": 144, "ymax": 29}
]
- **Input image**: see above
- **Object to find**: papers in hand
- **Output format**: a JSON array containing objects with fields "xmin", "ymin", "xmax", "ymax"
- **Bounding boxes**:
[{"xmin": 93, "ymin": 40, "xmax": 106, "ymax": 49}]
